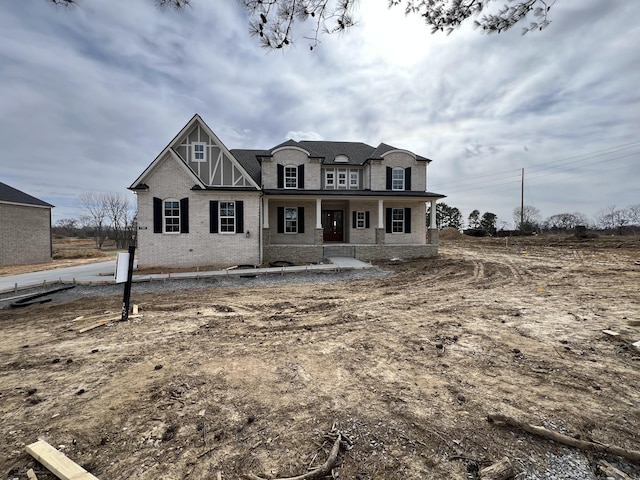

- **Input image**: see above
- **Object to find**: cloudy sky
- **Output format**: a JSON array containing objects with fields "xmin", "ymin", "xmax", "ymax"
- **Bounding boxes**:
[{"xmin": 1, "ymin": 1, "xmax": 638, "ymax": 228}]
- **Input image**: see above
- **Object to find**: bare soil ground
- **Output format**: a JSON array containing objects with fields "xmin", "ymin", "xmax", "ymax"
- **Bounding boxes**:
[{"xmin": 1, "ymin": 236, "xmax": 639, "ymax": 479}]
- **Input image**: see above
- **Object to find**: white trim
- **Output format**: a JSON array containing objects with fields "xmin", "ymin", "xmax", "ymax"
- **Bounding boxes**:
[
  {"xmin": 392, "ymin": 167, "xmax": 405, "ymax": 191},
  {"xmin": 272, "ymin": 145, "xmax": 311, "ymax": 156},
  {"xmin": 219, "ymin": 200, "xmax": 236, "ymax": 234},
  {"xmin": 192, "ymin": 142, "xmax": 206, "ymax": 162},
  {"xmin": 381, "ymin": 148, "xmax": 417, "ymax": 160},
  {"xmin": 284, "ymin": 165, "xmax": 298, "ymax": 189},
  {"xmin": 163, "ymin": 198, "xmax": 181, "ymax": 234},
  {"xmin": 129, "ymin": 114, "xmax": 260, "ymax": 190}
]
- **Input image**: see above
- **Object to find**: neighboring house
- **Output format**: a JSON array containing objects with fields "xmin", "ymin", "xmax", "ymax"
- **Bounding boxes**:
[
  {"xmin": 0, "ymin": 182, "xmax": 54, "ymax": 266},
  {"xmin": 129, "ymin": 114, "xmax": 444, "ymax": 268}
]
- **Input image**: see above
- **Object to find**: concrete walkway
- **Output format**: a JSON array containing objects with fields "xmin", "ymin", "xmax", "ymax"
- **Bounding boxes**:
[{"xmin": 0, "ymin": 257, "xmax": 374, "ymax": 293}]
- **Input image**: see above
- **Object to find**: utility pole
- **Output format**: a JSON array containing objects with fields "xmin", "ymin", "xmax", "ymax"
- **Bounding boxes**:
[{"xmin": 520, "ymin": 168, "xmax": 524, "ymax": 234}]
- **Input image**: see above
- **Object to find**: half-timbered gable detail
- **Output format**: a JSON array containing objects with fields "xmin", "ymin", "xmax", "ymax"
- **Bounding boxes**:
[{"xmin": 130, "ymin": 114, "xmax": 444, "ymax": 269}]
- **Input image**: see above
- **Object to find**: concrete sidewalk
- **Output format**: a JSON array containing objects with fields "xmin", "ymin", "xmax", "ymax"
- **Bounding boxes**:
[{"xmin": 0, "ymin": 257, "xmax": 374, "ymax": 293}]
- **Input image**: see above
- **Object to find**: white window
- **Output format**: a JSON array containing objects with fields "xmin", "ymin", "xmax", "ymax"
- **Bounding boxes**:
[
  {"xmin": 349, "ymin": 171, "xmax": 359, "ymax": 188},
  {"xmin": 219, "ymin": 201, "xmax": 235, "ymax": 233},
  {"xmin": 337, "ymin": 170, "xmax": 347, "ymax": 188},
  {"xmin": 392, "ymin": 168, "xmax": 405, "ymax": 191},
  {"xmin": 285, "ymin": 166, "xmax": 297, "ymax": 188},
  {"xmin": 356, "ymin": 211, "xmax": 366, "ymax": 229},
  {"xmin": 325, "ymin": 170, "xmax": 335, "ymax": 188},
  {"xmin": 392, "ymin": 208, "xmax": 404, "ymax": 233},
  {"xmin": 164, "ymin": 199, "xmax": 180, "ymax": 233},
  {"xmin": 285, "ymin": 207, "xmax": 298, "ymax": 233},
  {"xmin": 192, "ymin": 143, "xmax": 206, "ymax": 162}
]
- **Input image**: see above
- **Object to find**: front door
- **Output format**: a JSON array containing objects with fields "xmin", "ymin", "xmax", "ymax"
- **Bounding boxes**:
[{"xmin": 322, "ymin": 210, "xmax": 344, "ymax": 242}]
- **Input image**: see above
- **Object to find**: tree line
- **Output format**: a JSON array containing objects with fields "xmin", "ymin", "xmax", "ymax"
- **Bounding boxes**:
[
  {"xmin": 53, "ymin": 192, "xmax": 136, "ymax": 249},
  {"xmin": 428, "ymin": 202, "xmax": 640, "ymax": 235}
]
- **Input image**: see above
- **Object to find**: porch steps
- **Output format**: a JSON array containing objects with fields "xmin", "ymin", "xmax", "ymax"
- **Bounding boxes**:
[{"xmin": 323, "ymin": 245, "xmax": 355, "ymax": 258}]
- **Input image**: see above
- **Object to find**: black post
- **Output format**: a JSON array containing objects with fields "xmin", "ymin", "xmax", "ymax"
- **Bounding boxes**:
[{"xmin": 121, "ymin": 245, "xmax": 136, "ymax": 321}]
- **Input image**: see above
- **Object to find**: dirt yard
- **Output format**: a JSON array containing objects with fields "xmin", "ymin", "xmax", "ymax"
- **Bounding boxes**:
[{"xmin": 1, "ymin": 236, "xmax": 639, "ymax": 479}]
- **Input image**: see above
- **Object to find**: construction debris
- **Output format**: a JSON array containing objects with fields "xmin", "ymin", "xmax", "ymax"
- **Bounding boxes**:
[{"xmin": 26, "ymin": 439, "xmax": 100, "ymax": 480}]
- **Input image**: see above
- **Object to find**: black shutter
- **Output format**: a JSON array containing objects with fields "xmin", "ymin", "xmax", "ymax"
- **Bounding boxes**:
[
  {"xmin": 277, "ymin": 164, "xmax": 284, "ymax": 188},
  {"xmin": 365, "ymin": 211, "xmax": 370, "ymax": 229},
  {"xmin": 180, "ymin": 198, "xmax": 189, "ymax": 233},
  {"xmin": 235, "ymin": 201, "xmax": 244, "ymax": 233},
  {"xmin": 298, "ymin": 165, "xmax": 305, "ymax": 188},
  {"xmin": 404, "ymin": 207, "xmax": 411, "ymax": 233},
  {"xmin": 210, "ymin": 201, "xmax": 219, "ymax": 233},
  {"xmin": 298, "ymin": 207, "xmax": 305, "ymax": 233},
  {"xmin": 352, "ymin": 211, "xmax": 357, "ymax": 228},
  {"xmin": 277, "ymin": 206, "xmax": 284, "ymax": 233},
  {"xmin": 386, "ymin": 167, "xmax": 392, "ymax": 190},
  {"xmin": 385, "ymin": 208, "xmax": 392, "ymax": 233},
  {"xmin": 405, "ymin": 167, "xmax": 412, "ymax": 190},
  {"xmin": 153, "ymin": 197, "xmax": 162, "ymax": 233}
]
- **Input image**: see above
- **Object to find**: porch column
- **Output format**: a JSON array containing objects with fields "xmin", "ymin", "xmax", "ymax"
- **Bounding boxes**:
[
  {"xmin": 428, "ymin": 199, "xmax": 439, "ymax": 245},
  {"xmin": 376, "ymin": 199, "xmax": 385, "ymax": 245},
  {"xmin": 263, "ymin": 197, "xmax": 269, "ymax": 228},
  {"xmin": 316, "ymin": 198, "xmax": 322, "ymax": 229},
  {"xmin": 429, "ymin": 199, "xmax": 437, "ymax": 229}
]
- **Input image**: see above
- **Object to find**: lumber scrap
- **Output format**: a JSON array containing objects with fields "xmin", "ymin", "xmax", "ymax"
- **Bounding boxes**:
[
  {"xmin": 479, "ymin": 456, "xmax": 515, "ymax": 480},
  {"xmin": 244, "ymin": 434, "xmax": 342, "ymax": 480},
  {"xmin": 77, "ymin": 314, "xmax": 142, "ymax": 333},
  {"xmin": 487, "ymin": 413, "xmax": 640, "ymax": 464},
  {"xmin": 26, "ymin": 439, "xmax": 99, "ymax": 480},
  {"xmin": 602, "ymin": 330, "xmax": 620, "ymax": 337},
  {"xmin": 77, "ymin": 317, "xmax": 117, "ymax": 333},
  {"xmin": 26, "ymin": 469, "xmax": 38, "ymax": 480},
  {"xmin": 627, "ymin": 319, "xmax": 640, "ymax": 327}
]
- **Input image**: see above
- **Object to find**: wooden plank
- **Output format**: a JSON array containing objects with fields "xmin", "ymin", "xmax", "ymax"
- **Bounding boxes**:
[
  {"xmin": 77, "ymin": 317, "xmax": 117, "ymax": 333},
  {"xmin": 602, "ymin": 330, "xmax": 620, "ymax": 337},
  {"xmin": 27, "ymin": 469, "xmax": 38, "ymax": 480},
  {"xmin": 72, "ymin": 312, "xmax": 115, "ymax": 322},
  {"xmin": 77, "ymin": 314, "xmax": 142, "ymax": 333},
  {"xmin": 26, "ymin": 439, "xmax": 100, "ymax": 480},
  {"xmin": 628, "ymin": 319, "xmax": 640, "ymax": 327}
]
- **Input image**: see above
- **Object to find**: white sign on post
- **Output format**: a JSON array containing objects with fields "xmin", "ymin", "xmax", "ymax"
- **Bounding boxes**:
[{"xmin": 115, "ymin": 252, "xmax": 130, "ymax": 284}]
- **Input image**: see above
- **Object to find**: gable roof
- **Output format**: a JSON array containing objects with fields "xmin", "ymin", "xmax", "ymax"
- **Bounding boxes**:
[
  {"xmin": 129, "ymin": 114, "xmax": 260, "ymax": 191},
  {"xmin": 0, "ymin": 182, "xmax": 53, "ymax": 208}
]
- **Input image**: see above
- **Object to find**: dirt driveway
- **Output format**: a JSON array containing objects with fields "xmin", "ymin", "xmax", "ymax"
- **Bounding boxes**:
[{"xmin": 1, "ymin": 238, "xmax": 639, "ymax": 479}]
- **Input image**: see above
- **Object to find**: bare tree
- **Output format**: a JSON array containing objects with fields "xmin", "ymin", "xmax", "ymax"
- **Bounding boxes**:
[
  {"xmin": 595, "ymin": 205, "xmax": 629, "ymax": 234},
  {"xmin": 513, "ymin": 205, "xmax": 540, "ymax": 233},
  {"xmin": 543, "ymin": 212, "xmax": 588, "ymax": 231},
  {"xmin": 79, "ymin": 192, "xmax": 109, "ymax": 249},
  {"xmin": 105, "ymin": 193, "xmax": 136, "ymax": 248},
  {"xmin": 628, "ymin": 204, "xmax": 640, "ymax": 226},
  {"xmin": 48, "ymin": 0, "xmax": 556, "ymax": 49},
  {"xmin": 53, "ymin": 218, "xmax": 78, "ymax": 237}
]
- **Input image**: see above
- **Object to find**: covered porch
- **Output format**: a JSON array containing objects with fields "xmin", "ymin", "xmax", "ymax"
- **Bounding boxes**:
[{"xmin": 261, "ymin": 195, "xmax": 440, "ymax": 264}]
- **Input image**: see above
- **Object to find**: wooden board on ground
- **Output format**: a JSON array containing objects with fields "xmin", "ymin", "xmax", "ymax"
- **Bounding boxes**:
[{"xmin": 26, "ymin": 439, "xmax": 100, "ymax": 480}]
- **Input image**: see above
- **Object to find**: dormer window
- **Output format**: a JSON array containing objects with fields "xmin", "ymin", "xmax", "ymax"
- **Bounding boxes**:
[
  {"xmin": 335, "ymin": 154, "xmax": 349, "ymax": 163},
  {"xmin": 192, "ymin": 143, "xmax": 206, "ymax": 162},
  {"xmin": 392, "ymin": 168, "xmax": 405, "ymax": 190},
  {"xmin": 284, "ymin": 166, "xmax": 298, "ymax": 188},
  {"xmin": 277, "ymin": 164, "xmax": 305, "ymax": 189}
]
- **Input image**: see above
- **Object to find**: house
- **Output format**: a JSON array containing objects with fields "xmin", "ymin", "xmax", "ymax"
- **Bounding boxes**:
[
  {"xmin": 129, "ymin": 114, "xmax": 444, "ymax": 268},
  {"xmin": 0, "ymin": 182, "xmax": 54, "ymax": 266}
]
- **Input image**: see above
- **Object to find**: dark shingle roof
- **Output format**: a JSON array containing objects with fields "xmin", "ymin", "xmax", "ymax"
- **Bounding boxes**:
[
  {"xmin": 298, "ymin": 141, "xmax": 376, "ymax": 165},
  {"xmin": 230, "ymin": 149, "xmax": 267, "ymax": 185},
  {"xmin": 0, "ymin": 182, "xmax": 53, "ymax": 207}
]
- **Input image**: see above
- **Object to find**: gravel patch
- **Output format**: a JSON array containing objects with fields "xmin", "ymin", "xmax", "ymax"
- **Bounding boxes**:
[{"xmin": 0, "ymin": 267, "xmax": 390, "ymax": 308}]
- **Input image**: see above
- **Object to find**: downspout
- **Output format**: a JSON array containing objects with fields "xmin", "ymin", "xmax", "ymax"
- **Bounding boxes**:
[{"xmin": 259, "ymin": 192, "xmax": 264, "ymax": 266}]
